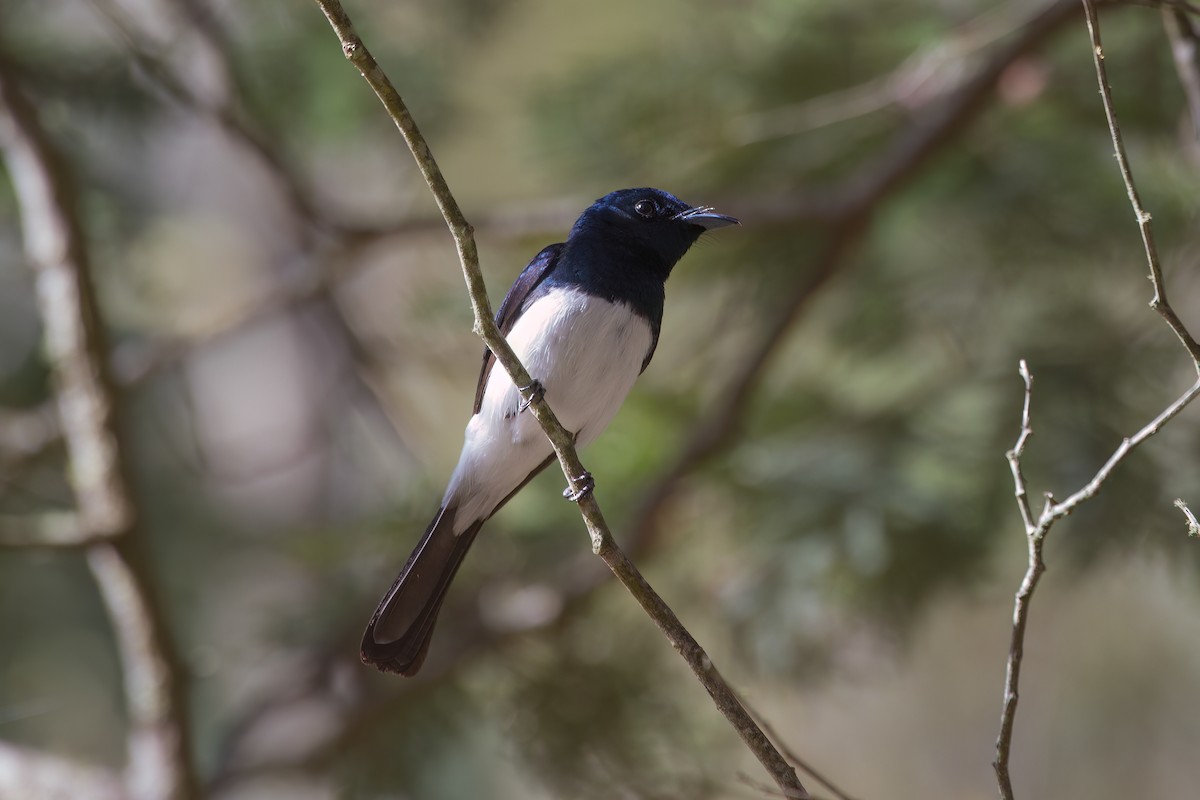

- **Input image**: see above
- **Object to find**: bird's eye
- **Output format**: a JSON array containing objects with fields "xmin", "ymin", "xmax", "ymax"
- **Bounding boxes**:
[{"xmin": 634, "ymin": 199, "xmax": 657, "ymax": 218}]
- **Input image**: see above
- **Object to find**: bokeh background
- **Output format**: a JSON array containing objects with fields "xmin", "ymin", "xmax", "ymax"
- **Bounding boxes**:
[{"xmin": 3, "ymin": 0, "xmax": 1200, "ymax": 798}]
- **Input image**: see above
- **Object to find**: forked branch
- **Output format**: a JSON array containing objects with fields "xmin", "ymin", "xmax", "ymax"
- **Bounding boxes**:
[{"xmin": 992, "ymin": 3, "xmax": 1200, "ymax": 797}]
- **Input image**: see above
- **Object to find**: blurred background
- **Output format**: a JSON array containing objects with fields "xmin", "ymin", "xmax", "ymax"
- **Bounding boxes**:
[{"xmin": 2, "ymin": 0, "xmax": 1200, "ymax": 798}]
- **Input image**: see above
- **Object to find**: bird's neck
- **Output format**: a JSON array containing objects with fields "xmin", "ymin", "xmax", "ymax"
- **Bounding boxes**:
[{"xmin": 555, "ymin": 233, "xmax": 669, "ymax": 328}]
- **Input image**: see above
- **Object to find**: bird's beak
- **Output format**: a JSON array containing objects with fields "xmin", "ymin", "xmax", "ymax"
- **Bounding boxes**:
[{"xmin": 676, "ymin": 205, "xmax": 740, "ymax": 230}]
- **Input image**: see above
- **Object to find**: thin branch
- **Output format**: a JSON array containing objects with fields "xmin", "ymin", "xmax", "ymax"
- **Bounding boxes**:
[
  {"xmin": 994, "ymin": 377, "xmax": 1200, "ymax": 798},
  {"xmin": 736, "ymin": 691, "xmax": 862, "ymax": 800},
  {"xmin": 992, "ymin": 3, "xmax": 1200, "ymax": 796},
  {"xmin": 309, "ymin": 2, "xmax": 809, "ymax": 797},
  {"xmin": 1049, "ymin": 376, "xmax": 1200, "ymax": 517},
  {"xmin": 87, "ymin": 543, "xmax": 194, "ymax": 800},
  {"xmin": 1084, "ymin": 1, "xmax": 1200, "ymax": 371},
  {"xmin": 1005, "ymin": 360, "xmax": 1036, "ymax": 534},
  {"xmin": 0, "ymin": 55, "xmax": 199, "ymax": 800},
  {"xmin": 1175, "ymin": 497, "xmax": 1200, "ymax": 536},
  {"xmin": 993, "ymin": 364, "xmax": 1046, "ymax": 800}
]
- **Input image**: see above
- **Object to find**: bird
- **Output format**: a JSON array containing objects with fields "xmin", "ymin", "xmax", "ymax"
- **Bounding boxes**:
[{"xmin": 361, "ymin": 187, "xmax": 738, "ymax": 675}]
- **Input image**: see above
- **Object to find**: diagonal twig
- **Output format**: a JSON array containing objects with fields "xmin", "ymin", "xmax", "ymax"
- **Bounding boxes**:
[
  {"xmin": 309, "ymin": 1, "xmax": 810, "ymax": 797},
  {"xmin": 1085, "ymin": 2, "xmax": 1200, "ymax": 371},
  {"xmin": 1005, "ymin": 360, "xmax": 1037, "ymax": 535},
  {"xmin": 735, "ymin": 691, "xmax": 862, "ymax": 800}
]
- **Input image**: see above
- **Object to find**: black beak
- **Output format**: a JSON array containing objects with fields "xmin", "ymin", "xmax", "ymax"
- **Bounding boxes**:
[{"xmin": 676, "ymin": 205, "xmax": 740, "ymax": 230}]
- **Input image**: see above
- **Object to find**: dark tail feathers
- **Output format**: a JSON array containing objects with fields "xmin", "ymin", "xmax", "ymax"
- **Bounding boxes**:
[{"xmin": 360, "ymin": 506, "xmax": 483, "ymax": 676}]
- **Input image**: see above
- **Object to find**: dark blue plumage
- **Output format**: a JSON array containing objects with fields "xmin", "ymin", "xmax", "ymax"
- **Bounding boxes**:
[{"xmin": 361, "ymin": 188, "xmax": 737, "ymax": 675}]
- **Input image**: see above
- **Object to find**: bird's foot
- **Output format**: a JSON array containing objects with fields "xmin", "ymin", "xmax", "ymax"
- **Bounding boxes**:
[
  {"xmin": 518, "ymin": 380, "xmax": 545, "ymax": 413},
  {"xmin": 563, "ymin": 471, "xmax": 595, "ymax": 502}
]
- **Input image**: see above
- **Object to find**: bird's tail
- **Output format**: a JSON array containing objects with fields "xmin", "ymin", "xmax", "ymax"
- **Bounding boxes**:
[{"xmin": 360, "ymin": 505, "xmax": 484, "ymax": 676}]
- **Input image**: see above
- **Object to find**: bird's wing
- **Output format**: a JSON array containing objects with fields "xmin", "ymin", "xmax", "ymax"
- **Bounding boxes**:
[{"xmin": 472, "ymin": 243, "xmax": 565, "ymax": 415}]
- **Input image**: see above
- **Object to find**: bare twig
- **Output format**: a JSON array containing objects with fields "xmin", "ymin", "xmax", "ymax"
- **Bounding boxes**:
[
  {"xmin": 1084, "ymin": 1, "xmax": 1200, "ymax": 371},
  {"xmin": 0, "ymin": 56, "xmax": 198, "ymax": 800},
  {"xmin": 1052, "ymin": 378, "xmax": 1200, "ymax": 515},
  {"xmin": 994, "ymin": 375, "xmax": 1200, "ymax": 798},
  {"xmin": 992, "ymin": 3, "xmax": 1200, "ymax": 796},
  {"xmin": 1175, "ymin": 498, "xmax": 1200, "ymax": 536},
  {"xmin": 309, "ymin": 1, "xmax": 809, "ymax": 796},
  {"xmin": 736, "ymin": 692, "xmax": 862, "ymax": 800},
  {"xmin": 1005, "ymin": 361, "xmax": 1036, "ymax": 534},
  {"xmin": 993, "ymin": 363, "xmax": 1046, "ymax": 800}
]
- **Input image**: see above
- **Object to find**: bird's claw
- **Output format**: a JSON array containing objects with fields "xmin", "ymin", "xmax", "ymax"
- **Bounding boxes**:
[
  {"xmin": 518, "ymin": 380, "xmax": 545, "ymax": 413},
  {"xmin": 563, "ymin": 471, "xmax": 595, "ymax": 502}
]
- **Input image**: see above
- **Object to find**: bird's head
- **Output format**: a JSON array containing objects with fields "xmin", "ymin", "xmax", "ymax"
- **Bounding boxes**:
[{"xmin": 570, "ymin": 187, "xmax": 739, "ymax": 269}]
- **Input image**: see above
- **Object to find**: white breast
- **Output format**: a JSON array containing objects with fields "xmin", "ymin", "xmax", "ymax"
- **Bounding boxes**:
[{"xmin": 443, "ymin": 287, "xmax": 654, "ymax": 530}]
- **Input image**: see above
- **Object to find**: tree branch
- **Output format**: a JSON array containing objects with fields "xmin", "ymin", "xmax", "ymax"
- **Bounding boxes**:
[
  {"xmin": 309, "ymin": 1, "xmax": 810, "ymax": 797},
  {"xmin": 0, "ymin": 55, "xmax": 199, "ymax": 800},
  {"xmin": 992, "ymin": 3, "xmax": 1200, "ymax": 796},
  {"xmin": 735, "ymin": 690, "xmax": 863, "ymax": 800},
  {"xmin": 1085, "ymin": 3, "xmax": 1200, "ymax": 372}
]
